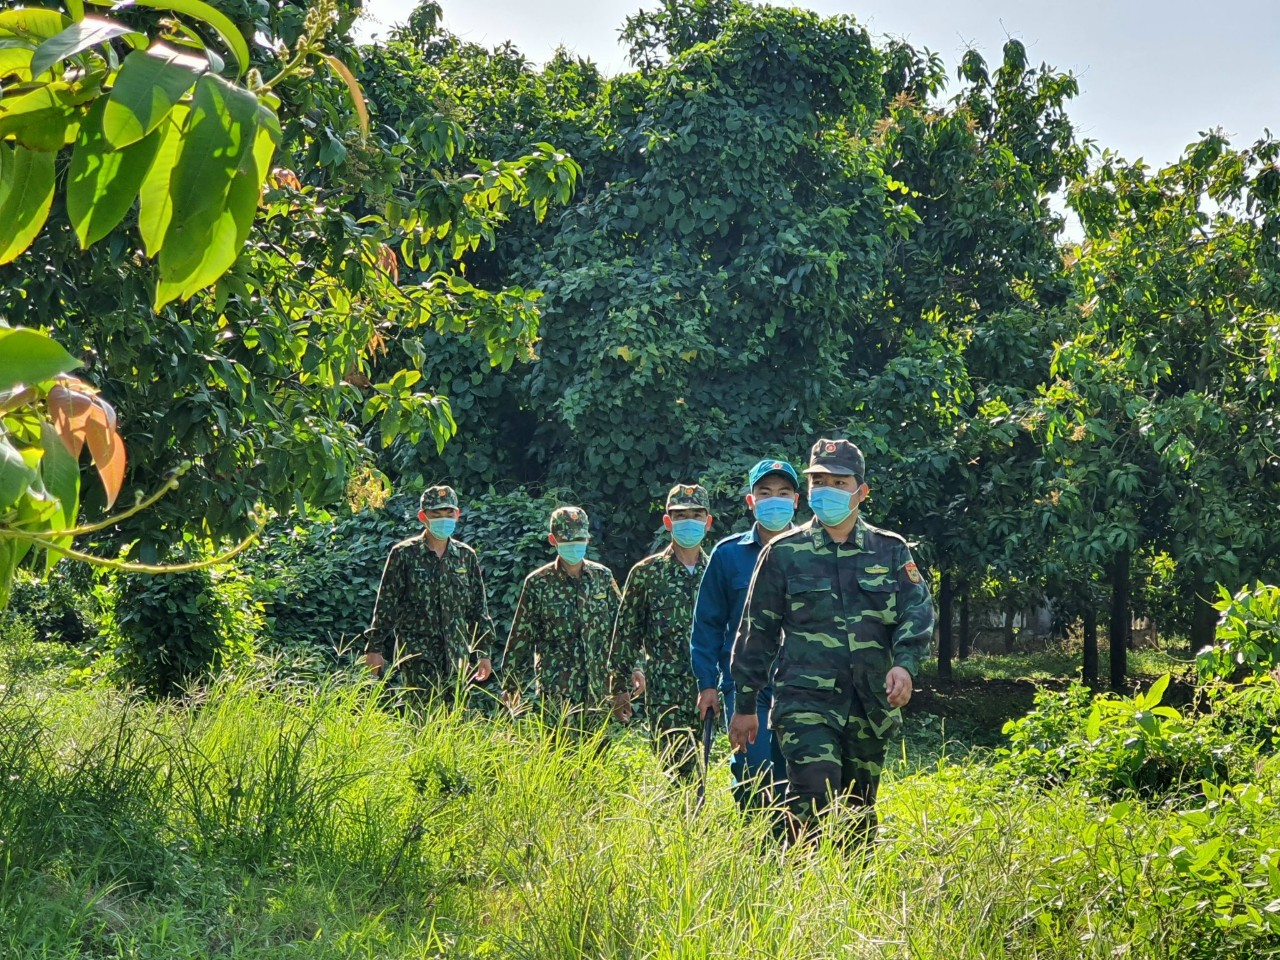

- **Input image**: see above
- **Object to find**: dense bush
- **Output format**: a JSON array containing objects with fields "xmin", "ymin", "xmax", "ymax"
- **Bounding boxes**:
[
  {"xmin": 1196, "ymin": 581, "xmax": 1280, "ymax": 681},
  {"xmin": 6, "ymin": 566, "xmax": 102, "ymax": 647},
  {"xmin": 100, "ymin": 565, "xmax": 260, "ymax": 697},
  {"xmin": 244, "ymin": 486, "xmax": 578, "ymax": 651},
  {"xmin": 1000, "ymin": 675, "xmax": 1248, "ymax": 799}
]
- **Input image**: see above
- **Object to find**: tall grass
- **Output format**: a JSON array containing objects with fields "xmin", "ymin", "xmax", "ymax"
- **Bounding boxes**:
[{"xmin": 0, "ymin": 643, "xmax": 1275, "ymax": 958}]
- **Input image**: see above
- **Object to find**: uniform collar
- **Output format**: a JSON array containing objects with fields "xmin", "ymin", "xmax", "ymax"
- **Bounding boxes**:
[
  {"xmin": 660, "ymin": 541, "xmax": 708, "ymax": 570},
  {"xmin": 417, "ymin": 531, "xmax": 459, "ymax": 556},
  {"xmin": 807, "ymin": 516, "xmax": 868, "ymax": 551},
  {"xmin": 742, "ymin": 521, "xmax": 795, "ymax": 547}
]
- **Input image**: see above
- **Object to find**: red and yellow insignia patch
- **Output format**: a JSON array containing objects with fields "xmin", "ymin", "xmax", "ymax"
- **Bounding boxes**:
[
  {"xmin": 824, "ymin": 441, "xmax": 837, "ymax": 453},
  {"xmin": 904, "ymin": 561, "xmax": 922, "ymax": 584}
]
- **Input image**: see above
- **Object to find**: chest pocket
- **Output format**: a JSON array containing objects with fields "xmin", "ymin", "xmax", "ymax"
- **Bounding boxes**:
[
  {"xmin": 787, "ymin": 575, "xmax": 831, "ymax": 625},
  {"xmin": 857, "ymin": 573, "xmax": 898, "ymax": 624}
]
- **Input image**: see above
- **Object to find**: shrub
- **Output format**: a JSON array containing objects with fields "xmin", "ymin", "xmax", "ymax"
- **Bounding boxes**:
[
  {"xmin": 100, "ymin": 565, "xmax": 260, "ymax": 697},
  {"xmin": 1196, "ymin": 581, "xmax": 1280, "ymax": 682},
  {"xmin": 6, "ymin": 565, "xmax": 102, "ymax": 646},
  {"xmin": 1000, "ymin": 676, "xmax": 1234, "ymax": 798}
]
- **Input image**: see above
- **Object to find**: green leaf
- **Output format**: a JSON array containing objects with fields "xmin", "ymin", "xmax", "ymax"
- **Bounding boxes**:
[
  {"xmin": 0, "ymin": 436, "xmax": 37, "ymax": 509},
  {"xmin": 29, "ymin": 15, "xmax": 139, "ymax": 78},
  {"xmin": 0, "ymin": 328, "xmax": 80, "ymax": 392},
  {"xmin": 0, "ymin": 145, "xmax": 56, "ymax": 265},
  {"xmin": 0, "ymin": 8, "xmax": 71, "ymax": 42},
  {"xmin": 136, "ymin": 102, "xmax": 188, "ymax": 258},
  {"xmin": 102, "ymin": 43, "xmax": 206, "ymax": 149},
  {"xmin": 155, "ymin": 74, "xmax": 258, "ymax": 306},
  {"xmin": 68, "ymin": 97, "xmax": 164, "ymax": 248},
  {"xmin": 170, "ymin": 108, "xmax": 275, "ymax": 300},
  {"xmin": 85, "ymin": 0, "xmax": 249, "ymax": 77},
  {"xmin": 0, "ymin": 44, "xmax": 36, "ymax": 80},
  {"xmin": 0, "ymin": 80, "xmax": 80, "ymax": 149},
  {"xmin": 38, "ymin": 420, "xmax": 79, "ymax": 570},
  {"xmin": 1145, "ymin": 673, "xmax": 1171, "ymax": 708}
]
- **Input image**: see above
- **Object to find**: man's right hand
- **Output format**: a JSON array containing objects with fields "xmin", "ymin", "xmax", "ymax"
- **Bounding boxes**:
[
  {"xmin": 696, "ymin": 688, "xmax": 720, "ymax": 720},
  {"xmin": 365, "ymin": 651, "xmax": 386, "ymax": 676},
  {"xmin": 728, "ymin": 713, "xmax": 759, "ymax": 754}
]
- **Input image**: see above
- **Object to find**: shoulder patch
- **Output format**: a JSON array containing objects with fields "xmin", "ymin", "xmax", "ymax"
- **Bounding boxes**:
[{"xmin": 904, "ymin": 561, "xmax": 922, "ymax": 584}]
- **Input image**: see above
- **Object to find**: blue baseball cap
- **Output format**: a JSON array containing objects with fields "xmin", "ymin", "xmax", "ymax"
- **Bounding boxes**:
[{"xmin": 747, "ymin": 458, "xmax": 799, "ymax": 490}]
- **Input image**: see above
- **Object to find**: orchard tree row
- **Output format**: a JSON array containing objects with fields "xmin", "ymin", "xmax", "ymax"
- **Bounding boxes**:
[{"xmin": 2, "ymin": 0, "xmax": 1276, "ymax": 688}]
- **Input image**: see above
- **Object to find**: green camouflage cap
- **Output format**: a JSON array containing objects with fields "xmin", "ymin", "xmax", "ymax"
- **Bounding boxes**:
[
  {"xmin": 420, "ymin": 485, "xmax": 458, "ymax": 511},
  {"xmin": 666, "ymin": 483, "xmax": 710, "ymax": 512},
  {"xmin": 803, "ymin": 438, "xmax": 865, "ymax": 478},
  {"xmin": 550, "ymin": 505, "xmax": 590, "ymax": 541}
]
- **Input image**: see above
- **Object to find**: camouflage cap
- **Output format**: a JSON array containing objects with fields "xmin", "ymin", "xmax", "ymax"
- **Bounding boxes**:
[
  {"xmin": 803, "ymin": 438, "xmax": 865, "ymax": 478},
  {"xmin": 666, "ymin": 483, "xmax": 710, "ymax": 512},
  {"xmin": 550, "ymin": 505, "xmax": 590, "ymax": 541},
  {"xmin": 420, "ymin": 485, "xmax": 458, "ymax": 511}
]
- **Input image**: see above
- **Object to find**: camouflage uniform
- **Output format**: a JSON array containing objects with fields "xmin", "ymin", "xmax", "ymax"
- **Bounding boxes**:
[
  {"xmin": 732, "ymin": 440, "xmax": 934, "ymax": 828},
  {"xmin": 611, "ymin": 484, "xmax": 710, "ymax": 748},
  {"xmin": 365, "ymin": 486, "xmax": 496, "ymax": 690},
  {"xmin": 502, "ymin": 506, "xmax": 621, "ymax": 712}
]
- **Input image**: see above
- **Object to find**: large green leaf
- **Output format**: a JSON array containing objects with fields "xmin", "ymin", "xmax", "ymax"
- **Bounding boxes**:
[
  {"xmin": 0, "ymin": 145, "xmax": 56, "ymax": 265},
  {"xmin": 68, "ymin": 98, "xmax": 164, "ymax": 248},
  {"xmin": 0, "ymin": 328, "xmax": 80, "ymax": 391},
  {"xmin": 38, "ymin": 420, "xmax": 80, "ymax": 571},
  {"xmin": 0, "ymin": 437, "xmax": 36, "ymax": 510},
  {"xmin": 136, "ymin": 102, "xmax": 188, "ymax": 258},
  {"xmin": 0, "ymin": 8, "xmax": 71, "ymax": 42},
  {"xmin": 29, "ymin": 15, "xmax": 139, "ymax": 78},
  {"xmin": 0, "ymin": 43, "xmax": 36, "ymax": 80},
  {"xmin": 164, "ymin": 111, "xmax": 275, "ymax": 302},
  {"xmin": 102, "ymin": 43, "xmax": 206, "ymax": 149},
  {"xmin": 155, "ymin": 74, "xmax": 258, "ymax": 307},
  {"xmin": 0, "ymin": 80, "xmax": 79, "ymax": 149},
  {"xmin": 85, "ymin": 0, "xmax": 248, "ymax": 77}
]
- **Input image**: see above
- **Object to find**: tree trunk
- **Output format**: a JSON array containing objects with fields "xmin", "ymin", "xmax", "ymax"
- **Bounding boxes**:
[
  {"xmin": 1003, "ymin": 601, "xmax": 1016, "ymax": 653},
  {"xmin": 958, "ymin": 593, "xmax": 971, "ymax": 660},
  {"xmin": 1109, "ymin": 550, "xmax": 1130, "ymax": 693},
  {"xmin": 938, "ymin": 570, "xmax": 954, "ymax": 681},
  {"xmin": 1190, "ymin": 586, "xmax": 1218, "ymax": 656},
  {"xmin": 1083, "ymin": 604, "xmax": 1099, "ymax": 689}
]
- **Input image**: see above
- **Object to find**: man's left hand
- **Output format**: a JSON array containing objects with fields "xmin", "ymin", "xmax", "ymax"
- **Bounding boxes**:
[
  {"xmin": 631, "ymin": 669, "xmax": 646, "ymax": 695},
  {"xmin": 612, "ymin": 692, "xmax": 633, "ymax": 722},
  {"xmin": 885, "ymin": 666, "xmax": 913, "ymax": 708},
  {"xmin": 473, "ymin": 658, "xmax": 493, "ymax": 683}
]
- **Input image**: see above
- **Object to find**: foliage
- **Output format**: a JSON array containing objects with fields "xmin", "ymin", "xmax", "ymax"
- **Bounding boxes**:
[
  {"xmin": 1000, "ymin": 676, "xmax": 1239, "ymax": 798},
  {"xmin": 0, "ymin": 0, "xmax": 310, "ymax": 304},
  {"xmin": 0, "ymin": 325, "xmax": 125, "ymax": 606},
  {"xmin": 0, "ymin": 0, "xmax": 580, "ymax": 558},
  {"xmin": 244, "ymin": 485, "xmax": 576, "ymax": 651},
  {"xmin": 99, "ymin": 560, "xmax": 260, "ymax": 695},
  {"xmin": 1197, "ymin": 581, "xmax": 1280, "ymax": 681},
  {"xmin": 5, "ymin": 564, "xmax": 101, "ymax": 645}
]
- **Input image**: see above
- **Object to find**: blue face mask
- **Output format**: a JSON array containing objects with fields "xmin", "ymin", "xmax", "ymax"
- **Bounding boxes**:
[
  {"xmin": 753, "ymin": 496, "xmax": 795, "ymax": 531},
  {"xmin": 808, "ymin": 486, "xmax": 856, "ymax": 527},
  {"xmin": 670, "ymin": 518, "xmax": 708, "ymax": 549},
  {"xmin": 427, "ymin": 517, "xmax": 456, "ymax": 539},
  {"xmin": 556, "ymin": 541, "xmax": 588, "ymax": 565}
]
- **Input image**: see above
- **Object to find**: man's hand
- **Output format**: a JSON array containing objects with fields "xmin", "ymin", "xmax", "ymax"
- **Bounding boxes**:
[
  {"xmin": 696, "ymin": 687, "xmax": 720, "ymax": 720},
  {"xmin": 612, "ymin": 692, "xmax": 633, "ymax": 722},
  {"xmin": 631, "ymin": 669, "xmax": 646, "ymax": 695},
  {"xmin": 728, "ymin": 712, "xmax": 759, "ymax": 754},
  {"xmin": 885, "ymin": 666, "xmax": 914, "ymax": 708},
  {"xmin": 365, "ymin": 651, "xmax": 386, "ymax": 676},
  {"xmin": 473, "ymin": 658, "xmax": 493, "ymax": 683}
]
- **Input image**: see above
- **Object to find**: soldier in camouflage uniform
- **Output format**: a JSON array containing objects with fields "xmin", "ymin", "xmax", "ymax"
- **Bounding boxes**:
[
  {"xmin": 730, "ymin": 439, "xmax": 934, "ymax": 837},
  {"xmin": 364, "ymin": 486, "xmax": 496, "ymax": 693},
  {"xmin": 502, "ymin": 506, "xmax": 621, "ymax": 716},
  {"xmin": 611, "ymin": 483, "xmax": 711, "ymax": 766}
]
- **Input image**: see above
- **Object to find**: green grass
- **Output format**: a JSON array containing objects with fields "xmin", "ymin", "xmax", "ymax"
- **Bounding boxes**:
[
  {"xmin": 919, "ymin": 643, "xmax": 1193, "ymax": 684},
  {"xmin": 0, "ymin": 642, "xmax": 1275, "ymax": 959}
]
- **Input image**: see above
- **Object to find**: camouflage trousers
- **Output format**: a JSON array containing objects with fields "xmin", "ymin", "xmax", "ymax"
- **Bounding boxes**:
[{"xmin": 773, "ymin": 684, "xmax": 898, "ymax": 835}]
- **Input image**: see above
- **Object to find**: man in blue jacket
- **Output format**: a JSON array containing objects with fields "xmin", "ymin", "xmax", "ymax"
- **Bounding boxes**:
[{"xmin": 690, "ymin": 458, "xmax": 798, "ymax": 809}]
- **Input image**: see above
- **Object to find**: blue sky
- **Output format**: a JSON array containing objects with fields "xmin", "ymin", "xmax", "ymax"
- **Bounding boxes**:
[{"xmin": 357, "ymin": 0, "xmax": 1279, "ymax": 170}]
